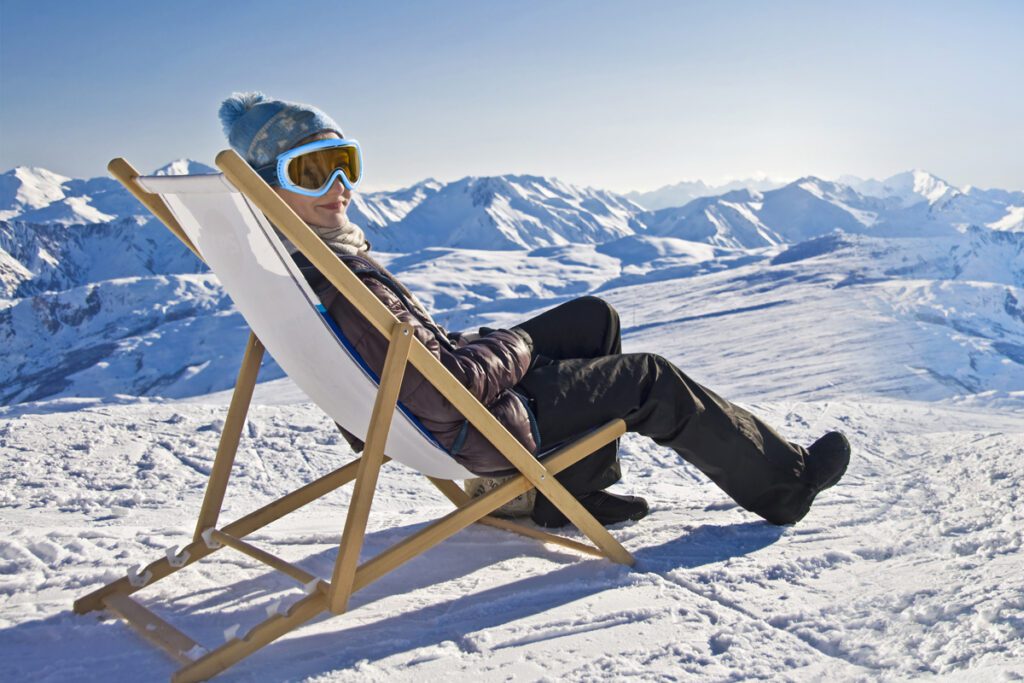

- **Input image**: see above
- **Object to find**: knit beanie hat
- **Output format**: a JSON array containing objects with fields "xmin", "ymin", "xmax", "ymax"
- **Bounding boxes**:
[{"xmin": 218, "ymin": 92, "xmax": 344, "ymax": 168}]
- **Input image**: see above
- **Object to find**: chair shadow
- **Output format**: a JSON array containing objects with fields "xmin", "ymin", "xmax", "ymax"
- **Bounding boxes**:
[
  {"xmin": 211, "ymin": 520, "xmax": 784, "ymax": 679},
  {"xmin": 1, "ymin": 519, "xmax": 783, "ymax": 681}
]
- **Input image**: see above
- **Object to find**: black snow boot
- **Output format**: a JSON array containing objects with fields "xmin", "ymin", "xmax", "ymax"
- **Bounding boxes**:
[
  {"xmin": 531, "ymin": 490, "xmax": 650, "ymax": 529},
  {"xmin": 804, "ymin": 431, "xmax": 851, "ymax": 492}
]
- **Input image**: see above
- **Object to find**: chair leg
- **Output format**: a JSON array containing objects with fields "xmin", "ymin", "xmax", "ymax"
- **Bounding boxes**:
[
  {"xmin": 193, "ymin": 332, "xmax": 265, "ymax": 542},
  {"xmin": 328, "ymin": 322, "xmax": 414, "ymax": 614},
  {"xmin": 79, "ymin": 415, "xmax": 627, "ymax": 680}
]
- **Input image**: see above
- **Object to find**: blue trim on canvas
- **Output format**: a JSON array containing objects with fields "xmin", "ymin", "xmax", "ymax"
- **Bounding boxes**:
[{"xmin": 314, "ymin": 304, "xmax": 447, "ymax": 452}]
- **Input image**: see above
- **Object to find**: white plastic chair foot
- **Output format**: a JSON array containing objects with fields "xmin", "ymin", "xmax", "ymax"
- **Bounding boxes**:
[
  {"xmin": 223, "ymin": 623, "xmax": 241, "ymax": 642},
  {"xmin": 184, "ymin": 644, "xmax": 208, "ymax": 661},
  {"xmin": 165, "ymin": 545, "xmax": 191, "ymax": 568},
  {"xmin": 265, "ymin": 598, "xmax": 285, "ymax": 617},
  {"xmin": 201, "ymin": 527, "xmax": 223, "ymax": 550},
  {"xmin": 127, "ymin": 564, "xmax": 153, "ymax": 588}
]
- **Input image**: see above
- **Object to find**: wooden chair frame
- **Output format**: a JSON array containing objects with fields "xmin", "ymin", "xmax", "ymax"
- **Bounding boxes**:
[{"xmin": 73, "ymin": 152, "xmax": 633, "ymax": 682}]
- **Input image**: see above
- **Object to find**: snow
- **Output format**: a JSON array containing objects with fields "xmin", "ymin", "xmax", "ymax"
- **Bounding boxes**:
[
  {"xmin": 1, "ymin": 394, "xmax": 1022, "ymax": 680},
  {"xmin": 989, "ymin": 205, "xmax": 1024, "ymax": 232},
  {"xmin": 153, "ymin": 159, "xmax": 217, "ymax": 177},
  {"xmin": 61, "ymin": 196, "xmax": 116, "ymax": 224},
  {"xmin": 2, "ymin": 163, "xmax": 1024, "ymax": 680},
  {"xmin": 911, "ymin": 169, "xmax": 960, "ymax": 206},
  {"xmin": 851, "ymin": 169, "xmax": 961, "ymax": 209},
  {"xmin": 351, "ymin": 179, "xmax": 444, "ymax": 229}
]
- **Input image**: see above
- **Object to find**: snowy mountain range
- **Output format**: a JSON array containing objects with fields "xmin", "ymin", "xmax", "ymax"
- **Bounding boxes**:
[
  {"xmin": 0, "ymin": 160, "xmax": 217, "ymax": 226},
  {"xmin": 625, "ymin": 174, "xmax": 788, "ymax": 210},
  {"xmin": 1, "ymin": 162, "xmax": 1022, "ymax": 406},
  {"xmin": 639, "ymin": 171, "xmax": 1024, "ymax": 249},
  {"xmin": 4, "ymin": 163, "xmax": 1020, "ymax": 251}
]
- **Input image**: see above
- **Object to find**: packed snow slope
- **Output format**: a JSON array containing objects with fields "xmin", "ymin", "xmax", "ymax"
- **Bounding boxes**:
[{"xmin": 1, "ymin": 164, "xmax": 1023, "ymax": 680}]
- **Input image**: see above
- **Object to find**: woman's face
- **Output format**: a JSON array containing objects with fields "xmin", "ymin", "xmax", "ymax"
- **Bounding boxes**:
[{"xmin": 273, "ymin": 131, "xmax": 353, "ymax": 228}]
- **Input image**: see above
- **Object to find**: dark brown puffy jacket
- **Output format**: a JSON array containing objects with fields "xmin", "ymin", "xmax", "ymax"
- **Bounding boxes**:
[{"xmin": 310, "ymin": 251, "xmax": 539, "ymax": 474}]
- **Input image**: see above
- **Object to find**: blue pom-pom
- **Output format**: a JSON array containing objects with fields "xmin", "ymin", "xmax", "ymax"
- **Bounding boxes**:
[{"xmin": 218, "ymin": 91, "xmax": 268, "ymax": 137}]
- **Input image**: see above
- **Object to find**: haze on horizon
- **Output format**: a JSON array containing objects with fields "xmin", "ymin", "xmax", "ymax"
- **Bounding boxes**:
[{"xmin": 1, "ymin": 0, "xmax": 1021, "ymax": 193}]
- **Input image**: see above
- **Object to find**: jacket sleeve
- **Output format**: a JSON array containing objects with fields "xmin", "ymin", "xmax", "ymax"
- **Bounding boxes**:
[
  {"xmin": 361, "ymin": 277, "xmax": 534, "ymax": 407},
  {"xmin": 446, "ymin": 329, "xmax": 481, "ymax": 348}
]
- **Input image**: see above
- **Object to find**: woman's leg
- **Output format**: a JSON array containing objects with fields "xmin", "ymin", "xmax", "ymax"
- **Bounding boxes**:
[
  {"xmin": 511, "ymin": 296, "xmax": 624, "ymax": 501},
  {"xmin": 512, "ymin": 294, "xmax": 622, "ymax": 359},
  {"xmin": 517, "ymin": 352, "xmax": 819, "ymax": 525}
]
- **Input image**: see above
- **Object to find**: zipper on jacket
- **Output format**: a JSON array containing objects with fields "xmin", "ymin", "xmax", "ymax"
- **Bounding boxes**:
[
  {"xmin": 448, "ymin": 420, "xmax": 470, "ymax": 457},
  {"xmin": 508, "ymin": 387, "xmax": 542, "ymax": 449}
]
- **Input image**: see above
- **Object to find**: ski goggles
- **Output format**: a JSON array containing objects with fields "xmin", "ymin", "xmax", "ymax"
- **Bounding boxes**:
[{"xmin": 255, "ymin": 138, "xmax": 363, "ymax": 196}]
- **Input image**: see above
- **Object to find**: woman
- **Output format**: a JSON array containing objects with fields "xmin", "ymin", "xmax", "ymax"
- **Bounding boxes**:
[{"xmin": 219, "ymin": 92, "xmax": 851, "ymax": 529}]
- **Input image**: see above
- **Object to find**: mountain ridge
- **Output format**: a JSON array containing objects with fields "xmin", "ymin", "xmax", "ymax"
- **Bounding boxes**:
[
  {"xmin": 2, "ymin": 162, "xmax": 1023, "ymax": 406},
  {"xmin": 4, "ymin": 162, "xmax": 1021, "ymax": 252}
]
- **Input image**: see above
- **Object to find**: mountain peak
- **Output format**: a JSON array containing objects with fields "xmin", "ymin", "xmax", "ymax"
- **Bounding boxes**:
[
  {"xmin": 876, "ymin": 169, "xmax": 960, "ymax": 206},
  {"xmin": 151, "ymin": 159, "xmax": 217, "ymax": 176},
  {"xmin": 6, "ymin": 165, "xmax": 72, "ymax": 185},
  {"xmin": 0, "ymin": 166, "xmax": 71, "ymax": 219},
  {"xmin": 789, "ymin": 175, "xmax": 846, "ymax": 199},
  {"xmin": 371, "ymin": 171, "xmax": 638, "ymax": 251}
]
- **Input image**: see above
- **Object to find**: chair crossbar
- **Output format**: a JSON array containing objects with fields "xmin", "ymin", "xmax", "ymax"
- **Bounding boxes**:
[
  {"xmin": 207, "ymin": 530, "xmax": 320, "ymax": 586},
  {"xmin": 174, "ymin": 592, "xmax": 327, "ymax": 683},
  {"xmin": 102, "ymin": 593, "xmax": 201, "ymax": 666}
]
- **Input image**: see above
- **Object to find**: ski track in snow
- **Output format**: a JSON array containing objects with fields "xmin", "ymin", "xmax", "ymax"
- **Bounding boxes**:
[{"xmin": 1, "ymin": 394, "xmax": 1022, "ymax": 681}]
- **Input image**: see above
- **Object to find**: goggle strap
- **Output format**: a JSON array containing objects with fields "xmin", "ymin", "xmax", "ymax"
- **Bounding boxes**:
[{"xmin": 255, "ymin": 164, "xmax": 278, "ymax": 185}]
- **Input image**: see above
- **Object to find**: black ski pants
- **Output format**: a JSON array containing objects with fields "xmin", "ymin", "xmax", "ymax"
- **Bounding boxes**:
[{"xmin": 511, "ymin": 295, "xmax": 816, "ymax": 525}]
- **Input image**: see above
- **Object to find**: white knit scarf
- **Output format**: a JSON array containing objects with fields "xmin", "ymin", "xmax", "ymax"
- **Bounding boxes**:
[{"xmin": 310, "ymin": 216, "xmax": 371, "ymax": 256}]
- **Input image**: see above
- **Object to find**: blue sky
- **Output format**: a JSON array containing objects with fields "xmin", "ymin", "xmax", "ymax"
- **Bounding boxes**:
[{"xmin": 1, "ymin": 0, "xmax": 1021, "ymax": 192}]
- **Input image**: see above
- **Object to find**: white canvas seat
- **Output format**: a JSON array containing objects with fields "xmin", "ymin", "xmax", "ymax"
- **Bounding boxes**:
[
  {"xmin": 141, "ymin": 172, "xmax": 473, "ymax": 480},
  {"xmin": 74, "ymin": 151, "xmax": 633, "ymax": 682}
]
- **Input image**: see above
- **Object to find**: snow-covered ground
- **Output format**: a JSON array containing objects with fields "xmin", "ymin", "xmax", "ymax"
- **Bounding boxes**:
[
  {"xmin": 3, "ymin": 234, "xmax": 1024, "ymax": 680},
  {"xmin": 2, "ymin": 391, "xmax": 1022, "ymax": 681},
  {"xmin": 2, "ymin": 164, "xmax": 1023, "ymax": 680}
]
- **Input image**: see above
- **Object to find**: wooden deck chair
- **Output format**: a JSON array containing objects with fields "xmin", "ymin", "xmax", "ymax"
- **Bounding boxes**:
[{"xmin": 73, "ymin": 150, "xmax": 633, "ymax": 682}]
